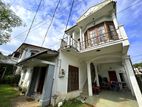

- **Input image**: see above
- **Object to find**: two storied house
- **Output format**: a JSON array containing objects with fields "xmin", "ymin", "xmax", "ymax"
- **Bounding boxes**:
[
  {"xmin": 11, "ymin": 43, "xmax": 48, "ymax": 88},
  {"xmin": 59, "ymin": 0, "xmax": 142, "ymax": 106},
  {"xmin": 16, "ymin": 0, "xmax": 142, "ymax": 107}
]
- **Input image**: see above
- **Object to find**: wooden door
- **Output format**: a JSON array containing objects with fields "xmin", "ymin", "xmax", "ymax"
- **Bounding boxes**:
[
  {"xmin": 108, "ymin": 71, "xmax": 118, "ymax": 82},
  {"xmin": 68, "ymin": 65, "xmax": 79, "ymax": 92}
]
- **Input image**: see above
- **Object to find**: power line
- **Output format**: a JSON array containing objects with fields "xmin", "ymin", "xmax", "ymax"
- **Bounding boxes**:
[
  {"xmin": 23, "ymin": 0, "xmax": 43, "ymax": 43},
  {"xmin": 40, "ymin": 0, "xmax": 61, "ymax": 47},
  {"xmin": 117, "ymin": 0, "xmax": 142, "ymax": 13},
  {"xmin": 63, "ymin": 0, "xmax": 75, "ymax": 38},
  {"xmin": 131, "ymin": 54, "xmax": 142, "ymax": 58},
  {"xmin": 10, "ymin": 0, "xmax": 142, "ymax": 41},
  {"xmin": 11, "ymin": 20, "xmax": 47, "ymax": 39}
]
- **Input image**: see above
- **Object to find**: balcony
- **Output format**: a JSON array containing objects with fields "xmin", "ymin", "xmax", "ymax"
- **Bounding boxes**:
[{"xmin": 61, "ymin": 29, "xmax": 123, "ymax": 52}]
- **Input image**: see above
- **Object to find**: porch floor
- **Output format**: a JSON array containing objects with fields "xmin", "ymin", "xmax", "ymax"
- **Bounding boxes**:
[{"xmin": 85, "ymin": 90, "xmax": 138, "ymax": 107}]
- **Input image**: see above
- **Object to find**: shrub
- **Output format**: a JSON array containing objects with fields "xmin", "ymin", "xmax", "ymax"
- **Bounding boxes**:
[{"xmin": 0, "ymin": 74, "xmax": 20, "ymax": 85}]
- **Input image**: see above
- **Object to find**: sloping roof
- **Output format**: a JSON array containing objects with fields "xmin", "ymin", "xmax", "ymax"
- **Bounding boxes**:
[
  {"xmin": 77, "ymin": 0, "xmax": 115, "ymax": 23},
  {"xmin": 12, "ymin": 43, "xmax": 49, "ymax": 54},
  {"xmin": 16, "ymin": 49, "xmax": 58, "ymax": 66}
]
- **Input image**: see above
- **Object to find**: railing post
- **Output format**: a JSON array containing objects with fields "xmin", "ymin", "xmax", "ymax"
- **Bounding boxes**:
[{"xmin": 72, "ymin": 31, "xmax": 75, "ymax": 47}]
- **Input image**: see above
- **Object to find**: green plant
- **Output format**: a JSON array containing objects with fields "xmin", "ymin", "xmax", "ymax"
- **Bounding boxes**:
[{"xmin": 1, "ymin": 74, "xmax": 20, "ymax": 85}]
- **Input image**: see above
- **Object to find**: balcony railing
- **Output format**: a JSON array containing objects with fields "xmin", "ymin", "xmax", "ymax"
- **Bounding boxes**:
[
  {"xmin": 61, "ymin": 29, "xmax": 122, "ymax": 51},
  {"xmin": 61, "ymin": 36, "xmax": 79, "ymax": 51}
]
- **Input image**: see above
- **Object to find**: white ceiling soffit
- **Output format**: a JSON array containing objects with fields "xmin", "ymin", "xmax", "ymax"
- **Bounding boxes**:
[{"xmin": 77, "ymin": 0, "xmax": 114, "ymax": 23}]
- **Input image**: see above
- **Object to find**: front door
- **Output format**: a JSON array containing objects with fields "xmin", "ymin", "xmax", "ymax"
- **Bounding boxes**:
[
  {"xmin": 108, "ymin": 71, "xmax": 118, "ymax": 81},
  {"xmin": 37, "ymin": 67, "xmax": 47, "ymax": 94}
]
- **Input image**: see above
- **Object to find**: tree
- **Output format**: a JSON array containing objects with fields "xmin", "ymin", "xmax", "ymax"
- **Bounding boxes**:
[
  {"xmin": 133, "ymin": 62, "xmax": 142, "ymax": 68},
  {"xmin": 0, "ymin": 0, "xmax": 22, "ymax": 45}
]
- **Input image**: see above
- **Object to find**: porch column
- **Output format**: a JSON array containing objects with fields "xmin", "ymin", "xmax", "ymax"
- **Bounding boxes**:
[
  {"xmin": 40, "ymin": 64, "xmax": 55, "ymax": 107},
  {"xmin": 18, "ymin": 70, "xmax": 25, "ymax": 86},
  {"xmin": 23, "ymin": 67, "xmax": 33, "ymax": 89},
  {"xmin": 124, "ymin": 56, "xmax": 142, "ymax": 107},
  {"xmin": 95, "ymin": 65, "xmax": 100, "ymax": 87},
  {"xmin": 67, "ymin": 35, "xmax": 70, "ymax": 46},
  {"xmin": 87, "ymin": 62, "xmax": 93, "ymax": 96}
]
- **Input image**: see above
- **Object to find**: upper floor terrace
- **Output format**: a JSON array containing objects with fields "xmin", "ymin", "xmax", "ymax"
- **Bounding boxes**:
[
  {"xmin": 61, "ymin": 23, "xmax": 128, "ymax": 53},
  {"xmin": 60, "ymin": 0, "xmax": 129, "ymax": 55}
]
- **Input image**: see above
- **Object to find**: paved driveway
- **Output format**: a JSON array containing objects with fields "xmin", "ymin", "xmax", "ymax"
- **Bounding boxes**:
[
  {"xmin": 85, "ymin": 90, "xmax": 138, "ymax": 107},
  {"xmin": 11, "ymin": 96, "xmax": 40, "ymax": 107}
]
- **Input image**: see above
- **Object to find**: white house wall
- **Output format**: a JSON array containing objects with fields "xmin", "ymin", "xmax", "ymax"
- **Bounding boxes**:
[{"xmin": 55, "ymin": 51, "xmax": 87, "ymax": 102}]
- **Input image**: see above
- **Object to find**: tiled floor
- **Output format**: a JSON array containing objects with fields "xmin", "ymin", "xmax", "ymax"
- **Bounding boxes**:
[{"xmin": 85, "ymin": 90, "xmax": 138, "ymax": 107}]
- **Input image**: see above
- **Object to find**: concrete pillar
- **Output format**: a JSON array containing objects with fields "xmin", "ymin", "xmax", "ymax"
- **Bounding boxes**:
[
  {"xmin": 112, "ymin": 13, "xmax": 119, "ymax": 29},
  {"xmin": 112, "ymin": 12, "xmax": 121, "ymax": 39},
  {"xmin": 124, "ymin": 56, "xmax": 142, "ymax": 107},
  {"xmin": 15, "ymin": 66, "xmax": 22, "ymax": 75},
  {"xmin": 22, "ymin": 68, "xmax": 33, "ymax": 88},
  {"xmin": 72, "ymin": 31, "xmax": 75, "ymax": 48},
  {"xmin": 95, "ymin": 65, "xmax": 100, "ymax": 87},
  {"xmin": 40, "ymin": 65, "xmax": 55, "ymax": 107},
  {"xmin": 18, "ymin": 70, "xmax": 25, "ymax": 86},
  {"xmin": 67, "ymin": 35, "xmax": 70, "ymax": 46},
  {"xmin": 15, "ymin": 49, "xmax": 27, "ymax": 74},
  {"xmin": 82, "ymin": 32, "xmax": 85, "ymax": 50},
  {"xmin": 123, "ymin": 63, "xmax": 133, "ymax": 94},
  {"xmin": 79, "ymin": 27, "xmax": 82, "ymax": 43},
  {"xmin": 79, "ymin": 27, "xmax": 82, "ymax": 50},
  {"xmin": 87, "ymin": 62, "xmax": 93, "ymax": 96},
  {"xmin": 19, "ymin": 49, "xmax": 27, "ymax": 62}
]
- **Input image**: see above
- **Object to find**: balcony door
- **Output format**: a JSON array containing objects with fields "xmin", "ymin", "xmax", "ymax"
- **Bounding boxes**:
[
  {"xmin": 85, "ymin": 27, "xmax": 97, "ymax": 48},
  {"xmin": 84, "ymin": 21, "xmax": 118, "ymax": 49}
]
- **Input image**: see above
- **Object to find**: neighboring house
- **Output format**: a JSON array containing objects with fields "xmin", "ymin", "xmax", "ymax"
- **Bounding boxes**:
[
  {"xmin": 16, "ymin": 0, "xmax": 142, "ymax": 107},
  {"xmin": 10, "ymin": 43, "xmax": 48, "ymax": 89},
  {"xmin": 134, "ymin": 68, "xmax": 142, "ymax": 75},
  {"xmin": 11, "ymin": 43, "xmax": 48, "ymax": 74}
]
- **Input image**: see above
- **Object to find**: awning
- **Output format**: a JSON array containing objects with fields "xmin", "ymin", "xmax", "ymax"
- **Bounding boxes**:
[{"xmin": 16, "ymin": 50, "xmax": 58, "ymax": 67}]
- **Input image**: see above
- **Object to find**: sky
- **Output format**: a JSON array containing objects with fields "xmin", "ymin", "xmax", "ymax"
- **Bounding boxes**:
[{"xmin": 0, "ymin": 0, "xmax": 142, "ymax": 64}]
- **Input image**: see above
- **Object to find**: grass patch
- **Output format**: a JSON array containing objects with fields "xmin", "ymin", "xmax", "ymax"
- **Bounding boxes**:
[
  {"xmin": 62, "ymin": 99, "xmax": 83, "ymax": 107},
  {"xmin": 0, "ymin": 84, "xmax": 19, "ymax": 107}
]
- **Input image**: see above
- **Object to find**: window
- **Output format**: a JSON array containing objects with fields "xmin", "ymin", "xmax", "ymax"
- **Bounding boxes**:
[
  {"xmin": 84, "ymin": 21, "xmax": 117, "ymax": 48},
  {"xmin": 30, "ymin": 50, "xmax": 39, "ymax": 56},
  {"xmin": 119, "ymin": 73, "xmax": 125, "ymax": 82},
  {"xmin": 88, "ymin": 30, "xmax": 97, "ymax": 45},
  {"xmin": 108, "ymin": 24, "xmax": 117, "ymax": 39},
  {"xmin": 89, "ymin": 30, "xmax": 96, "ymax": 38},
  {"xmin": 13, "ymin": 52, "xmax": 21, "ymax": 58},
  {"xmin": 68, "ymin": 65, "xmax": 79, "ymax": 92},
  {"xmin": 97, "ymin": 25, "xmax": 105, "ymax": 42}
]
